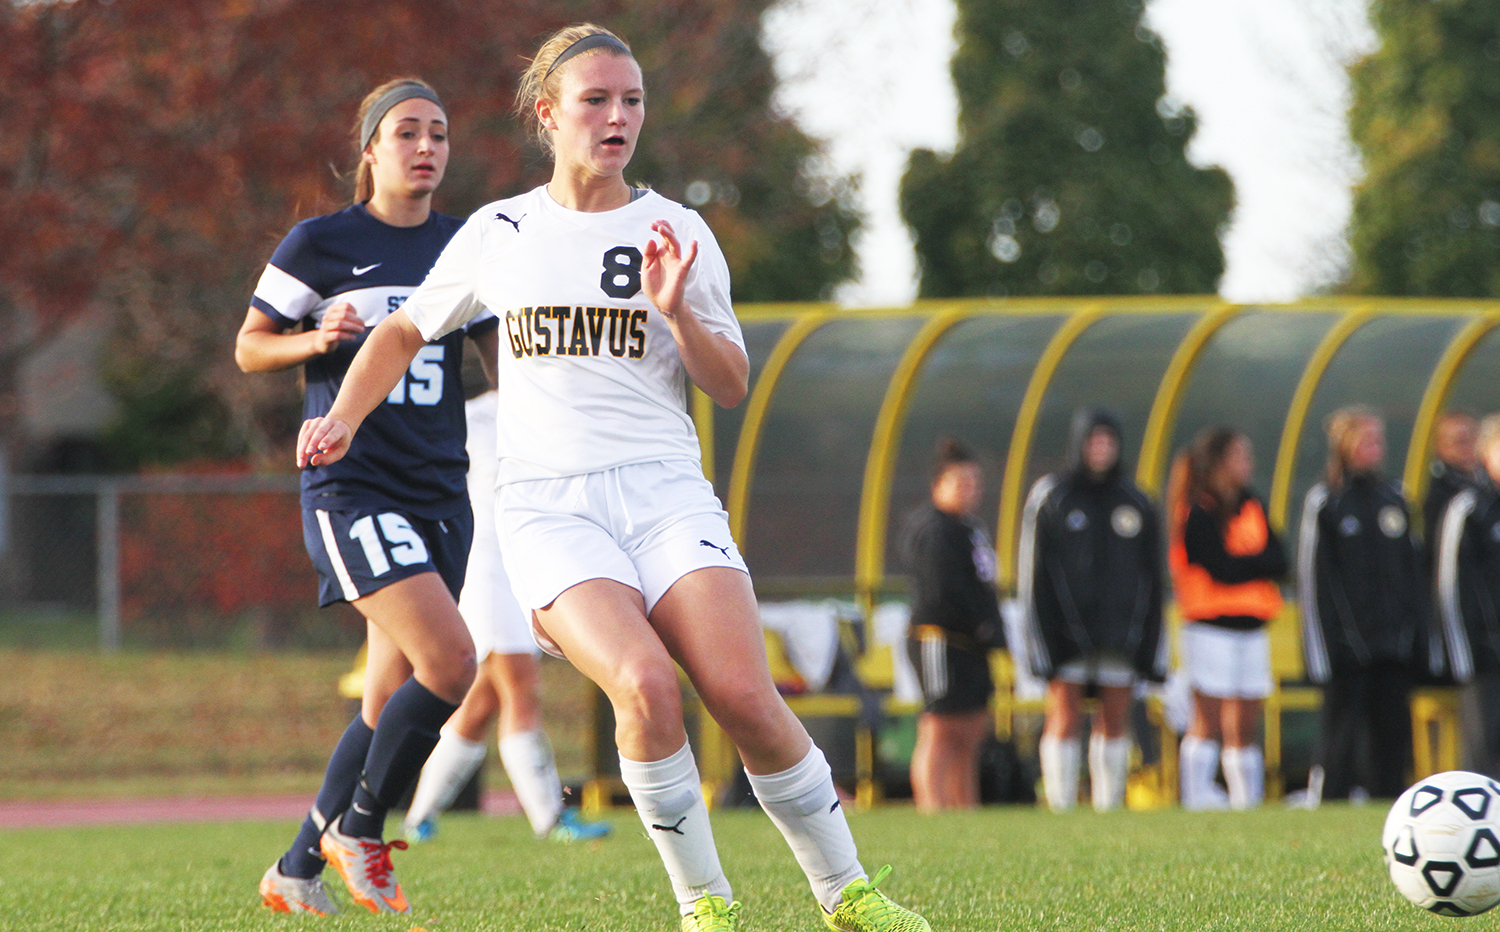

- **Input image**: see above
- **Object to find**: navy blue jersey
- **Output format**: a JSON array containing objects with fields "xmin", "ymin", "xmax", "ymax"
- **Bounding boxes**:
[{"xmin": 251, "ymin": 204, "xmax": 498, "ymax": 519}]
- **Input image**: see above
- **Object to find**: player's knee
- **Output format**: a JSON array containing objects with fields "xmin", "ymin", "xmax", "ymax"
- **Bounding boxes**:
[
  {"xmin": 424, "ymin": 645, "xmax": 477, "ymax": 704},
  {"xmin": 608, "ymin": 659, "xmax": 682, "ymax": 729}
]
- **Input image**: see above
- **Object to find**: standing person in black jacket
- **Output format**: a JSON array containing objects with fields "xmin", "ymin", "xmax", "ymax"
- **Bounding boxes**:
[
  {"xmin": 1298, "ymin": 406, "xmax": 1426, "ymax": 802},
  {"xmin": 1435, "ymin": 413, "xmax": 1500, "ymax": 779},
  {"xmin": 901, "ymin": 438, "xmax": 1003, "ymax": 811},
  {"xmin": 1424, "ymin": 412, "xmax": 1478, "ymax": 566},
  {"xmin": 1020, "ymin": 409, "xmax": 1166, "ymax": 812}
]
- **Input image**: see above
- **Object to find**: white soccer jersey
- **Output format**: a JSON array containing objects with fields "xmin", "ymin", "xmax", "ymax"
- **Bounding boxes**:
[{"xmin": 403, "ymin": 186, "xmax": 743, "ymax": 484}]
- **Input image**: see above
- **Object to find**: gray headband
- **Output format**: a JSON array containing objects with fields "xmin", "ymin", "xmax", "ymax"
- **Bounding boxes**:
[
  {"xmin": 361, "ymin": 83, "xmax": 445, "ymax": 150},
  {"xmin": 544, "ymin": 33, "xmax": 631, "ymax": 80}
]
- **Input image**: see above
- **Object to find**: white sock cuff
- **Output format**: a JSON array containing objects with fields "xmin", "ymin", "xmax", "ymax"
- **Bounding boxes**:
[
  {"xmin": 439, "ymin": 731, "xmax": 487, "ymax": 755},
  {"xmin": 499, "ymin": 728, "xmax": 550, "ymax": 761},
  {"xmin": 745, "ymin": 744, "xmax": 829, "ymax": 804},
  {"xmin": 619, "ymin": 741, "xmax": 698, "ymax": 790}
]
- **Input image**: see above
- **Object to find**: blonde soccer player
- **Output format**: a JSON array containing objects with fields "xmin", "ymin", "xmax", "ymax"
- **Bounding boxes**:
[{"xmin": 298, "ymin": 24, "xmax": 930, "ymax": 932}]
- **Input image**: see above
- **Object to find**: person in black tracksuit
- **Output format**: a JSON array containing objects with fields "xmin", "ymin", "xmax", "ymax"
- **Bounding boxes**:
[
  {"xmin": 1417, "ymin": 412, "xmax": 1477, "ymax": 684},
  {"xmin": 1020, "ymin": 409, "xmax": 1166, "ymax": 811},
  {"xmin": 1297, "ymin": 406, "xmax": 1426, "ymax": 801},
  {"xmin": 901, "ymin": 438, "xmax": 1003, "ymax": 811},
  {"xmin": 1435, "ymin": 413, "xmax": 1500, "ymax": 779}
]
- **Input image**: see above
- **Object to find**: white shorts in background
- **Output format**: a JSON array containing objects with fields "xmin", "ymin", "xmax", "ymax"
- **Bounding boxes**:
[
  {"xmin": 457, "ymin": 504, "xmax": 537, "ymax": 659},
  {"xmin": 1181, "ymin": 622, "xmax": 1273, "ymax": 699},
  {"xmin": 495, "ymin": 458, "xmax": 748, "ymax": 615},
  {"xmin": 1054, "ymin": 653, "xmax": 1136, "ymax": 688}
]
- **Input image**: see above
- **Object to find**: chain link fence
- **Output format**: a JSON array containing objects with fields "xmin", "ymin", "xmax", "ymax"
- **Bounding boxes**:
[{"xmin": 0, "ymin": 474, "xmax": 364, "ymax": 651}]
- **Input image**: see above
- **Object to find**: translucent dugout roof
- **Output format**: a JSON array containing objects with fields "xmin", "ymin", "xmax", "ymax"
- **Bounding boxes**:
[{"xmin": 707, "ymin": 300, "xmax": 1500, "ymax": 597}]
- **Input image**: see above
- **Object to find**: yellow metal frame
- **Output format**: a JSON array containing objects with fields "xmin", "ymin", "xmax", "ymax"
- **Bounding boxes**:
[
  {"xmin": 1134, "ymin": 303, "xmax": 1239, "ymax": 495},
  {"xmin": 994, "ymin": 306, "xmax": 1106, "ymax": 590},
  {"xmin": 692, "ymin": 387, "xmax": 715, "ymax": 485},
  {"xmin": 854, "ymin": 308, "xmax": 970, "ymax": 598},
  {"xmin": 1401, "ymin": 312, "xmax": 1500, "ymax": 501},
  {"xmin": 725, "ymin": 312, "xmax": 831, "ymax": 547},
  {"xmin": 1267, "ymin": 308, "xmax": 1375, "ymax": 530}
]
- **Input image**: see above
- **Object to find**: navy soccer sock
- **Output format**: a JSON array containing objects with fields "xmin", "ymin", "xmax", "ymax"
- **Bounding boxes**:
[
  {"xmin": 280, "ymin": 714, "xmax": 375, "ymax": 879},
  {"xmin": 340, "ymin": 677, "xmax": 458, "ymax": 840}
]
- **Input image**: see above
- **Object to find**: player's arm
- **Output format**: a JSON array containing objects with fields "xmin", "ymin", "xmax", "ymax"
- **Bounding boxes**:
[
  {"xmin": 471, "ymin": 326, "xmax": 500, "ymax": 390},
  {"xmin": 235, "ymin": 303, "xmax": 365, "ymax": 373},
  {"xmin": 642, "ymin": 220, "xmax": 749, "ymax": 408},
  {"xmin": 297, "ymin": 308, "xmax": 426, "ymax": 468}
]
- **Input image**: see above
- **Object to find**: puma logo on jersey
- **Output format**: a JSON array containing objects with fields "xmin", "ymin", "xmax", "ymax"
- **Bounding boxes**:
[
  {"xmin": 494, "ymin": 212, "xmax": 526, "ymax": 231},
  {"xmin": 352, "ymin": 263, "xmax": 381, "ymax": 275},
  {"xmin": 504, "ymin": 306, "xmax": 646, "ymax": 360},
  {"xmin": 699, "ymin": 539, "xmax": 731, "ymax": 558},
  {"xmin": 651, "ymin": 816, "xmax": 688, "ymax": 835}
]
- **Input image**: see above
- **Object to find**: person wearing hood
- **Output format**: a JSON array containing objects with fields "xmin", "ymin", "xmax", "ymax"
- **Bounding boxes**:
[
  {"xmin": 1434, "ymin": 412, "xmax": 1500, "ymax": 780},
  {"xmin": 1298, "ymin": 406, "xmax": 1428, "ymax": 803},
  {"xmin": 1018, "ymin": 408, "xmax": 1166, "ymax": 811}
]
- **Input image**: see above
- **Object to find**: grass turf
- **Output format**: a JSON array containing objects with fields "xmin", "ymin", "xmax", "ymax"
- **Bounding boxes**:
[{"xmin": 0, "ymin": 803, "xmax": 1467, "ymax": 931}]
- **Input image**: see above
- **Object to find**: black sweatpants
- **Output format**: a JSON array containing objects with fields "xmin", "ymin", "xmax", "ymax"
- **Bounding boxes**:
[
  {"xmin": 1317, "ymin": 660, "xmax": 1412, "ymax": 800},
  {"xmin": 1461, "ymin": 674, "xmax": 1500, "ymax": 780}
]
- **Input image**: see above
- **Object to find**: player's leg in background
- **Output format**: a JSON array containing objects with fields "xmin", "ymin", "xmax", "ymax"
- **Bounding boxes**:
[
  {"xmin": 492, "ymin": 650, "xmax": 573, "ymax": 837},
  {"xmin": 1220, "ymin": 697, "xmax": 1264, "ymax": 809},
  {"xmin": 403, "ymin": 655, "xmax": 499, "ymax": 840},
  {"xmin": 1364, "ymin": 660, "xmax": 1412, "ymax": 799},
  {"xmin": 1090, "ymin": 685, "xmax": 1132, "ymax": 811},
  {"xmin": 1040, "ymin": 680, "xmax": 1083, "ymax": 811},
  {"xmin": 1317, "ymin": 668, "xmax": 1362, "ymax": 800},
  {"xmin": 912, "ymin": 709, "xmax": 988, "ymax": 811},
  {"xmin": 1181, "ymin": 692, "xmax": 1227, "ymax": 810},
  {"xmin": 338, "ymin": 572, "xmax": 475, "ymax": 842},
  {"xmin": 536, "ymin": 578, "xmax": 731, "ymax": 916}
]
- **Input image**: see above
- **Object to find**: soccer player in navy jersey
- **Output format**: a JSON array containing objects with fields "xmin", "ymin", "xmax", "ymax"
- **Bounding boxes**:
[{"xmin": 236, "ymin": 78, "xmax": 495, "ymax": 916}]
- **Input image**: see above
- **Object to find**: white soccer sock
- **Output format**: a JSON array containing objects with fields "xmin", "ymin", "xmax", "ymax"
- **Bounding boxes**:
[
  {"xmin": 619, "ymin": 742, "xmax": 732, "ymax": 915},
  {"xmin": 747, "ymin": 744, "xmax": 865, "ymax": 913},
  {"xmin": 404, "ymin": 731, "xmax": 486, "ymax": 831},
  {"xmin": 1221, "ymin": 745, "xmax": 1264, "ymax": 810},
  {"xmin": 499, "ymin": 729, "xmax": 565, "ymax": 836},
  {"xmin": 1179, "ymin": 735, "xmax": 1227, "ymax": 810},
  {"xmin": 1089, "ymin": 735, "xmax": 1130, "ymax": 812},
  {"xmin": 1039, "ymin": 735, "xmax": 1081, "ymax": 812}
]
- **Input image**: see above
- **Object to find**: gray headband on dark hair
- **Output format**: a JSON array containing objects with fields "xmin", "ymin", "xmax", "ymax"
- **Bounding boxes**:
[
  {"xmin": 544, "ymin": 33, "xmax": 631, "ymax": 80},
  {"xmin": 361, "ymin": 83, "xmax": 445, "ymax": 150}
]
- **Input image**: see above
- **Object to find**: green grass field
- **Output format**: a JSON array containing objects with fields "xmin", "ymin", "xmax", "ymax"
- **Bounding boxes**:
[{"xmin": 0, "ymin": 803, "xmax": 1478, "ymax": 931}]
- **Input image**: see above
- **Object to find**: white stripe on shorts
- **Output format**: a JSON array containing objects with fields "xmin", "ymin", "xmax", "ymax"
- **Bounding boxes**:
[
  {"xmin": 316, "ymin": 509, "xmax": 360, "ymax": 602},
  {"xmin": 922, "ymin": 634, "xmax": 948, "ymax": 700}
]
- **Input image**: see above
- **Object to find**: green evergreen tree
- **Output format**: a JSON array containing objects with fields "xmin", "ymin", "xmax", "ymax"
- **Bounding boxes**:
[
  {"xmin": 1347, "ymin": 0, "xmax": 1500, "ymax": 296},
  {"xmin": 900, "ymin": 0, "xmax": 1231, "ymax": 297}
]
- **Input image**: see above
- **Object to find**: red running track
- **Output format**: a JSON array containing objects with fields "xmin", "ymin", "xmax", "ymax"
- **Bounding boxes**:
[{"xmin": 0, "ymin": 790, "xmax": 521, "ymax": 830}]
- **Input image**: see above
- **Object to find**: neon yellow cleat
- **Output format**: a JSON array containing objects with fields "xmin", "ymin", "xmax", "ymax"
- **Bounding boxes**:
[
  {"xmin": 823, "ymin": 866, "xmax": 931, "ymax": 932},
  {"xmin": 681, "ymin": 894, "xmax": 742, "ymax": 932}
]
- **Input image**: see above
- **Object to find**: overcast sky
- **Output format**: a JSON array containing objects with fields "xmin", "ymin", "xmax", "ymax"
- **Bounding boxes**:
[{"xmin": 762, "ymin": 0, "xmax": 1377, "ymax": 307}]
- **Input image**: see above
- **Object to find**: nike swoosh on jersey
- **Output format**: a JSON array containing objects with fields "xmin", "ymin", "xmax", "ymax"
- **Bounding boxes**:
[{"xmin": 353, "ymin": 263, "xmax": 382, "ymax": 275}]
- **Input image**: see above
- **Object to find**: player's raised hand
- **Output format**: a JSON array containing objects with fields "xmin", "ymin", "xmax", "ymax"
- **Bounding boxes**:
[
  {"xmin": 642, "ymin": 220, "xmax": 698, "ymax": 322},
  {"xmin": 297, "ymin": 415, "xmax": 354, "ymax": 468},
  {"xmin": 313, "ymin": 302, "xmax": 366, "ymax": 355}
]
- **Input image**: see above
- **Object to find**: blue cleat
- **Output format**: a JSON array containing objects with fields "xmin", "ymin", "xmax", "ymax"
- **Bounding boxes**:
[
  {"xmin": 548, "ymin": 806, "xmax": 612, "ymax": 843},
  {"xmin": 404, "ymin": 818, "xmax": 437, "ymax": 844}
]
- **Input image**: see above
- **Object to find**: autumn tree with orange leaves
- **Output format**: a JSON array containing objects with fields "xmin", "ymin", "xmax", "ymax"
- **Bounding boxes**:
[{"xmin": 0, "ymin": 0, "xmax": 858, "ymax": 470}]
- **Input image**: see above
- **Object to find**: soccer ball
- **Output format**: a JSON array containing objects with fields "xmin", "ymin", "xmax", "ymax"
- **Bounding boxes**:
[{"xmin": 1383, "ymin": 771, "xmax": 1500, "ymax": 916}]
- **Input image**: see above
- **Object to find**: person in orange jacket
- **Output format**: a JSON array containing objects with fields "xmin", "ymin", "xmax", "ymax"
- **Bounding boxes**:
[{"xmin": 1167, "ymin": 427, "xmax": 1286, "ymax": 809}]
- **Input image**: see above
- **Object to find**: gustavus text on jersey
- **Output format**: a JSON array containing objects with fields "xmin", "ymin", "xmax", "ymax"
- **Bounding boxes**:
[{"xmin": 504, "ymin": 306, "xmax": 646, "ymax": 360}]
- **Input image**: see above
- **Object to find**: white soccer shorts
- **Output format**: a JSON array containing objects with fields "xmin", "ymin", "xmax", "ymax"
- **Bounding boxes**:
[
  {"xmin": 1181, "ymin": 622, "xmax": 1273, "ymax": 700},
  {"xmin": 495, "ymin": 458, "xmax": 748, "ymax": 621}
]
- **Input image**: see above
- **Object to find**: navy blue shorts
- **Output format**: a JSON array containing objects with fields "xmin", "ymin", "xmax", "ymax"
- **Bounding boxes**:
[{"xmin": 301, "ymin": 504, "xmax": 473, "ymax": 607}]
